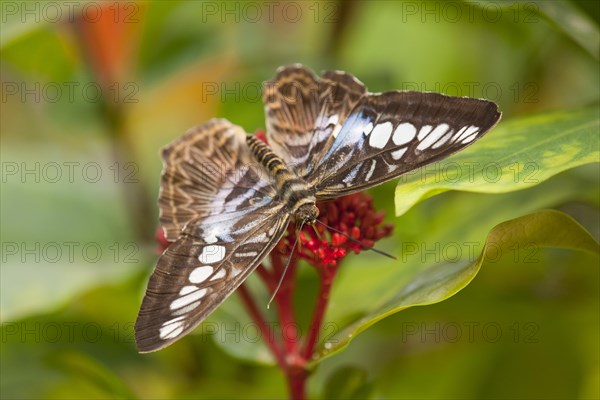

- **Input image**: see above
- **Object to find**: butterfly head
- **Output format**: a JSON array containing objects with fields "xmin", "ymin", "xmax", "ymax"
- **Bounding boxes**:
[{"xmin": 295, "ymin": 202, "xmax": 319, "ymax": 225}]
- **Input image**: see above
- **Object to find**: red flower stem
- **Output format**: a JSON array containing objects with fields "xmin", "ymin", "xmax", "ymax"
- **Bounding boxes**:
[
  {"xmin": 267, "ymin": 252, "xmax": 310, "ymax": 400},
  {"xmin": 256, "ymin": 264, "xmax": 274, "ymax": 290},
  {"xmin": 303, "ymin": 266, "xmax": 338, "ymax": 360},
  {"xmin": 237, "ymin": 283, "xmax": 286, "ymax": 370},
  {"xmin": 271, "ymin": 253, "xmax": 300, "ymax": 354},
  {"xmin": 287, "ymin": 368, "xmax": 308, "ymax": 400}
]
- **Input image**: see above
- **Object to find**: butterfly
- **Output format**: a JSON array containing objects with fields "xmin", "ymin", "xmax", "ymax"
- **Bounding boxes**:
[{"xmin": 135, "ymin": 64, "xmax": 501, "ymax": 352}]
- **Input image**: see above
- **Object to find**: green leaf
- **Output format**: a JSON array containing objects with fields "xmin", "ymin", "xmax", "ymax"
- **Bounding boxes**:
[
  {"xmin": 468, "ymin": 1, "xmax": 600, "ymax": 60},
  {"xmin": 313, "ymin": 210, "xmax": 599, "ymax": 364},
  {"xmin": 395, "ymin": 106, "xmax": 600, "ymax": 216},
  {"xmin": 0, "ymin": 143, "xmax": 146, "ymax": 321},
  {"xmin": 529, "ymin": 0, "xmax": 600, "ymax": 60},
  {"xmin": 45, "ymin": 351, "xmax": 137, "ymax": 399},
  {"xmin": 208, "ymin": 295, "xmax": 276, "ymax": 366},
  {"xmin": 322, "ymin": 366, "xmax": 373, "ymax": 400}
]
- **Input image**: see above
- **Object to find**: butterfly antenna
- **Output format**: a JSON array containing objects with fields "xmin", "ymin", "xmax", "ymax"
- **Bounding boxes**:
[
  {"xmin": 314, "ymin": 219, "xmax": 397, "ymax": 260},
  {"xmin": 311, "ymin": 223, "xmax": 324, "ymax": 241},
  {"xmin": 267, "ymin": 221, "xmax": 305, "ymax": 309}
]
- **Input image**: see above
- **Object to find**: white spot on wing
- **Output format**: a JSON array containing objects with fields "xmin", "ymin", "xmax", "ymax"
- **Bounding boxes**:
[
  {"xmin": 316, "ymin": 114, "xmax": 339, "ymax": 129},
  {"xmin": 199, "ymin": 245, "xmax": 225, "ymax": 264},
  {"xmin": 462, "ymin": 131, "xmax": 480, "ymax": 143},
  {"xmin": 171, "ymin": 300, "xmax": 202, "ymax": 316},
  {"xmin": 180, "ymin": 285, "xmax": 198, "ymax": 295},
  {"xmin": 464, "ymin": 126, "xmax": 479, "ymax": 137},
  {"xmin": 392, "ymin": 122, "xmax": 417, "ymax": 145},
  {"xmin": 417, "ymin": 123, "xmax": 450, "ymax": 151},
  {"xmin": 432, "ymin": 130, "xmax": 454, "ymax": 149},
  {"xmin": 164, "ymin": 316, "xmax": 184, "ymax": 325},
  {"xmin": 365, "ymin": 160, "xmax": 377, "ymax": 181},
  {"xmin": 247, "ymin": 232, "xmax": 267, "ymax": 243},
  {"xmin": 189, "ymin": 266, "xmax": 214, "ymax": 283},
  {"xmin": 236, "ymin": 251, "xmax": 258, "ymax": 258},
  {"xmin": 343, "ymin": 163, "xmax": 362, "ymax": 184},
  {"xmin": 210, "ymin": 269, "xmax": 226, "ymax": 281},
  {"xmin": 170, "ymin": 288, "xmax": 207, "ymax": 310},
  {"xmin": 205, "ymin": 233, "xmax": 218, "ymax": 244},
  {"xmin": 454, "ymin": 126, "xmax": 478, "ymax": 143},
  {"xmin": 391, "ymin": 148, "xmax": 408, "ymax": 160},
  {"xmin": 362, "ymin": 122, "xmax": 374, "ymax": 137},
  {"xmin": 159, "ymin": 320, "xmax": 184, "ymax": 340},
  {"xmin": 417, "ymin": 125, "xmax": 433, "ymax": 140},
  {"xmin": 452, "ymin": 126, "xmax": 468, "ymax": 143},
  {"xmin": 369, "ymin": 122, "xmax": 393, "ymax": 149}
]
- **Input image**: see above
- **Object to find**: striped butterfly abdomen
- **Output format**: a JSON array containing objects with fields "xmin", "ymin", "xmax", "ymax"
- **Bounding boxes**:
[{"xmin": 246, "ymin": 135, "xmax": 319, "ymax": 223}]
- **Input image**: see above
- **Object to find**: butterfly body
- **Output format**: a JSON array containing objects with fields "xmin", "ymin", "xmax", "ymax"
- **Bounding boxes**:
[
  {"xmin": 246, "ymin": 135, "xmax": 319, "ymax": 223},
  {"xmin": 135, "ymin": 64, "xmax": 501, "ymax": 352}
]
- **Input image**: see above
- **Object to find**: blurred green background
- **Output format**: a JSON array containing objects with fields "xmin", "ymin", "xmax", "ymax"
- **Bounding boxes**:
[{"xmin": 1, "ymin": 1, "xmax": 599, "ymax": 399}]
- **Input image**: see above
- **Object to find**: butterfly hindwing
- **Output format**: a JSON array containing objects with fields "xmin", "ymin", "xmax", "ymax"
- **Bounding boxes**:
[
  {"xmin": 264, "ymin": 64, "xmax": 367, "ymax": 178},
  {"xmin": 159, "ymin": 118, "xmax": 278, "ymax": 241},
  {"xmin": 136, "ymin": 118, "xmax": 289, "ymax": 352}
]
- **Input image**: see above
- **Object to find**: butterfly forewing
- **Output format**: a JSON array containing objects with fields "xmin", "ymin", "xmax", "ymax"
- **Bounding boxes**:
[
  {"xmin": 310, "ymin": 91, "xmax": 501, "ymax": 198},
  {"xmin": 263, "ymin": 65, "xmax": 501, "ymax": 198},
  {"xmin": 135, "ymin": 213, "xmax": 289, "ymax": 352}
]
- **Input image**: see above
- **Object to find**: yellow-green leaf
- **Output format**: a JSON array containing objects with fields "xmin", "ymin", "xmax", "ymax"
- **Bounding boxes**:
[
  {"xmin": 313, "ymin": 210, "xmax": 599, "ymax": 364},
  {"xmin": 395, "ymin": 107, "xmax": 599, "ymax": 216}
]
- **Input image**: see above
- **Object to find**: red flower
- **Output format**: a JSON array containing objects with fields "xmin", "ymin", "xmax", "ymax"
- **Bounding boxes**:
[
  {"xmin": 72, "ymin": 2, "xmax": 142, "ymax": 94},
  {"xmin": 275, "ymin": 193, "xmax": 394, "ymax": 267},
  {"xmin": 155, "ymin": 227, "xmax": 171, "ymax": 253}
]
